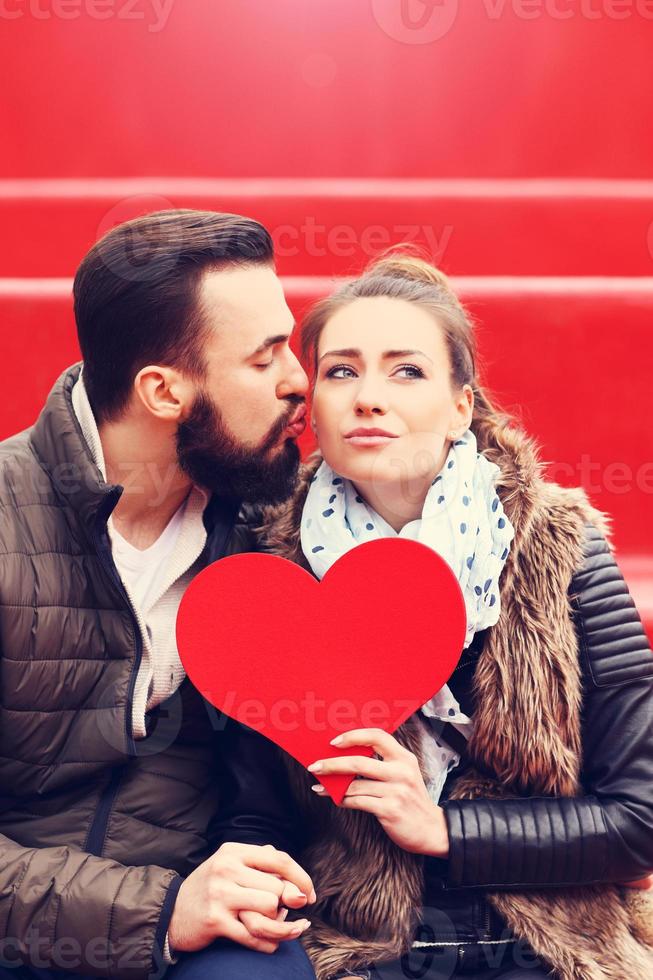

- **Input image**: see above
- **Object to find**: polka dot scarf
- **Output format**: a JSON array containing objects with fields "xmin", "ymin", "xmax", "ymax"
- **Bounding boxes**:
[{"xmin": 300, "ymin": 427, "xmax": 515, "ymax": 802}]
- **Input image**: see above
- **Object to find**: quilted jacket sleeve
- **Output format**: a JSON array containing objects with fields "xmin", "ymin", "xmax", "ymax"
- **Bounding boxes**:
[
  {"xmin": 0, "ymin": 831, "xmax": 182, "ymax": 978},
  {"xmin": 441, "ymin": 524, "xmax": 653, "ymax": 890}
]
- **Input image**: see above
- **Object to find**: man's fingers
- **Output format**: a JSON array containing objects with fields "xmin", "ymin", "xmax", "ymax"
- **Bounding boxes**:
[
  {"xmin": 239, "ymin": 846, "xmax": 316, "ymax": 903},
  {"xmin": 239, "ymin": 910, "xmax": 311, "ymax": 941},
  {"xmin": 232, "ymin": 885, "xmax": 282, "ymax": 917},
  {"xmin": 235, "ymin": 866, "xmax": 286, "ymax": 899},
  {"xmin": 223, "ymin": 917, "xmax": 279, "ymax": 955}
]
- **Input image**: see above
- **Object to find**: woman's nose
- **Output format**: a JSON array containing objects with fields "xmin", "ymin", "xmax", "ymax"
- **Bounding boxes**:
[{"xmin": 354, "ymin": 379, "xmax": 389, "ymax": 416}]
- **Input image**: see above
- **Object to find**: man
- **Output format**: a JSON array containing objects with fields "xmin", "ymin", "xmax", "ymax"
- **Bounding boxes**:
[{"xmin": 0, "ymin": 210, "xmax": 317, "ymax": 980}]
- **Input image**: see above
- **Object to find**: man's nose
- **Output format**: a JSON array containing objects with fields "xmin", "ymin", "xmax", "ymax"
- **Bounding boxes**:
[{"xmin": 277, "ymin": 349, "xmax": 309, "ymax": 399}]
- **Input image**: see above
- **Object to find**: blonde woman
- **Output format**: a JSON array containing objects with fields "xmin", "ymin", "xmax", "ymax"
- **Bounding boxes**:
[{"xmin": 254, "ymin": 253, "xmax": 653, "ymax": 979}]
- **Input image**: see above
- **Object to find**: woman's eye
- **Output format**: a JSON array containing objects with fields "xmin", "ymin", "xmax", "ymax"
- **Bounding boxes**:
[
  {"xmin": 255, "ymin": 361, "xmax": 274, "ymax": 370},
  {"xmin": 326, "ymin": 365, "xmax": 357, "ymax": 379},
  {"xmin": 394, "ymin": 364, "xmax": 425, "ymax": 379}
]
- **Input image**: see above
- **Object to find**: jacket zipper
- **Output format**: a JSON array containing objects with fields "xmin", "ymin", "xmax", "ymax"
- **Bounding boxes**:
[
  {"xmin": 85, "ymin": 767, "xmax": 125, "ymax": 855},
  {"xmin": 92, "ymin": 490, "xmax": 144, "ymax": 756},
  {"xmin": 84, "ymin": 491, "xmax": 144, "ymax": 856}
]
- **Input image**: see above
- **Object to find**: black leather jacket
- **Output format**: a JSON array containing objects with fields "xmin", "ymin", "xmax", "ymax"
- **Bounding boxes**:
[{"xmin": 214, "ymin": 525, "xmax": 653, "ymax": 945}]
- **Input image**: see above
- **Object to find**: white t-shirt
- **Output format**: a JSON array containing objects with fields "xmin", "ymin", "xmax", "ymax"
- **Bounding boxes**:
[{"xmin": 110, "ymin": 503, "xmax": 187, "ymax": 616}]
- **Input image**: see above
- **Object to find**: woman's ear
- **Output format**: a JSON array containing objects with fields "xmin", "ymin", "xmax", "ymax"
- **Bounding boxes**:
[{"xmin": 455, "ymin": 384, "xmax": 474, "ymax": 433}]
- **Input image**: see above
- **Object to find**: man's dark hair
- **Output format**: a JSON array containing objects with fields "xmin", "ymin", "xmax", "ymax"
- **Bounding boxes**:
[{"xmin": 73, "ymin": 209, "xmax": 274, "ymax": 424}]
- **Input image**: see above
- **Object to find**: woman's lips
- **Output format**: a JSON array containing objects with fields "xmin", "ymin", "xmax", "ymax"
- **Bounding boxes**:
[
  {"xmin": 345, "ymin": 435, "xmax": 396, "ymax": 446},
  {"xmin": 344, "ymin": 429, "xmax": 399, "ymax": 447}
]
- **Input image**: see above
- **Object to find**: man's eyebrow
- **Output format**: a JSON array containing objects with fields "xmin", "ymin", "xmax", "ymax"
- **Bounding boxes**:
[
  {"xmin": 318, "ymin": 348, "xmax": 433, "ymax": 364},
  {"xmin": 248, "ymin": 333, "xmax": 292, "ymax": 358}
]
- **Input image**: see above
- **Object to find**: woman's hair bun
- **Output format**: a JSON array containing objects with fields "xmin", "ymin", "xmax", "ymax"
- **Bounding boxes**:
[{"xmin": 364, "ymin": 247, "xmax": 454, "ymax": 293}]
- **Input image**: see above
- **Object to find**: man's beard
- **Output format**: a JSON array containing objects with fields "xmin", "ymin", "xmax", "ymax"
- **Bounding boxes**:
[{"xmin": 176, "ymin": 390, "xmax": 302, "ymax": 504}]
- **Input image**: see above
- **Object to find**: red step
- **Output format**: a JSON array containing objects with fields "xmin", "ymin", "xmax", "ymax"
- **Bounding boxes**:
[
  {"xmin": 0, "ymin": 274, "xmax": 651, "ymax": 644},
  {"xmin": 1, "ymin": 179, "xmax": 653, "ymax": 278}
]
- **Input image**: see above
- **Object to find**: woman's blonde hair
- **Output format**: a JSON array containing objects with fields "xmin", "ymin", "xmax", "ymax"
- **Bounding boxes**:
[{"xmin": 300, "ymin": 248, "xmax": 518, "ymax": 455}]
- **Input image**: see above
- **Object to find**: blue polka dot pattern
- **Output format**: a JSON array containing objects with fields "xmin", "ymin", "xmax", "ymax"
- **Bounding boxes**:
[{"xmin": 322, "ymin": 509, "xmax": 334, "ymax": 517}]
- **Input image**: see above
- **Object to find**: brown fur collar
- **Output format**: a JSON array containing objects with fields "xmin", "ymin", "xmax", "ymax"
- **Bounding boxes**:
[{"xmin": 255, "ymin": 428, "xmax": 653, "ymax": 980}]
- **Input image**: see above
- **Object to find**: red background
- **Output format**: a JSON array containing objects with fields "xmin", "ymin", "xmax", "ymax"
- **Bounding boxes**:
[{"xmin": 1, "ymin": 0, "xmax": 651, "ymax": 632}]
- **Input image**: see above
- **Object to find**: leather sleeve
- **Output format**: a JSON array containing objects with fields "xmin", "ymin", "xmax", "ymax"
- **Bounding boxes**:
[
  {"xmin": 211, "ymin": 715, "xmax": 303, "ymax": 858},
  {"xmin": 442, "ymin": 525, "xmax": 653, "ymax": 889}
]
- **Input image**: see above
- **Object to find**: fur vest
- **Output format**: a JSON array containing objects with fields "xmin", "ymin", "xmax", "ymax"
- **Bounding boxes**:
[{"xmin": 256, "ymin": 426, "xmax": 653, "ymax": 980}]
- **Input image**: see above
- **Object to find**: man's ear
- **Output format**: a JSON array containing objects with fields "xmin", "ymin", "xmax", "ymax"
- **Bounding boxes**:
[{"xmin": 133, "ymin": 365, "xmax": 191, "ymax": 422}]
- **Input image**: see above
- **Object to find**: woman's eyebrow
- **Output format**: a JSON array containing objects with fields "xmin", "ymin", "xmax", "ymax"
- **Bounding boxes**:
[
  {"xmin": 318, "ymin": 348, "xmax": 361, "ymax": 362},
  {"xmin": 318, "ymin": 348, "xmax": 433, "ymax": 364},
  {"xmin": 384, "ymin": 349, "xmax": 433, "ymax": 364}
]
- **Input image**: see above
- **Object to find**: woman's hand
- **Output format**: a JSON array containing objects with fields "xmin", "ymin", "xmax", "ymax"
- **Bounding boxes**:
[{"xmin": 307, "ymin": 728, "xmax": 449, "ymax": 858}]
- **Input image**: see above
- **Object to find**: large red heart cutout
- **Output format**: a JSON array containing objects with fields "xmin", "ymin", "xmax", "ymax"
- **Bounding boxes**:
[{"xmin": 176, "ymin": 538, "xmax": 466, "ymax": 804}]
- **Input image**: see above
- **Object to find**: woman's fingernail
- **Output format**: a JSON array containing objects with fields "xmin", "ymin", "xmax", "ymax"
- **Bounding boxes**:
[
  {"xmin": 311, "ymin": 784, "xmax": 325, "ymax": 794},
  {"xmin": 300, "ymin": 920, "xmax": 311, "ymax": 931},
  {"xmin": 279, "ymin": 907, "xmax": 289, "ymax": 921},
  {"xmin": 307, "ymin": 762, "xmax": 322, "ymax": 773},
  {"xmin": 330, "ymin": 735, "xmax": 344, "ymax": 746}
]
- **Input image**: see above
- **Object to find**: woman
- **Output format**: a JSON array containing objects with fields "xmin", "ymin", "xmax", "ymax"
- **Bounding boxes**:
[{"xmin": 255, "ymin": 253, "xmax": 653, "ymax": 979}]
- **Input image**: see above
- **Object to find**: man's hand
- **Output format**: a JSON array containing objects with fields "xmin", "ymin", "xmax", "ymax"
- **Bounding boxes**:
[{"xmin": 168, "ymin": 842, "xmax": 316, "ymax": 955}]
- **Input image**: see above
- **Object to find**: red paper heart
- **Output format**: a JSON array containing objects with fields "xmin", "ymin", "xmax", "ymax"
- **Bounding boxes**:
[{"xmin": 176, "ymin": 538, "xmax": 466, "ymax": 804}]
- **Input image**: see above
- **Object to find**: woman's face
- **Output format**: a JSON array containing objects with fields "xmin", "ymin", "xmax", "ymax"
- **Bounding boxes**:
[{"xmin": 312, "ymin": 297, "xmax": 474, "ymax": 494}]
